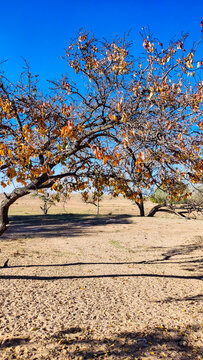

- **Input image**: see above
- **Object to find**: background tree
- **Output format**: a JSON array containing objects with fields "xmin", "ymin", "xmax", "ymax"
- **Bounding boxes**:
[
  {"xmin": 81, "ymin": 166, "xmax": 108, "ymax": 216},
  {"xmin": 31, "ymin": 191, "xmax": 56, "ymax": 215}
]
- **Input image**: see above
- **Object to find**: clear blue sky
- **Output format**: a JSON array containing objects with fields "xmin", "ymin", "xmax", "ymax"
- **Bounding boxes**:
[{"xmin": 0, "ymin": 0, "xmax": 202, "ymax": 90}]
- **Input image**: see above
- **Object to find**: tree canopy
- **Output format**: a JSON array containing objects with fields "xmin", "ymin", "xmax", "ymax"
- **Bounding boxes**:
[{"xmin": 0, "ymin": 29, "xmax": 202, "ymax": 234}]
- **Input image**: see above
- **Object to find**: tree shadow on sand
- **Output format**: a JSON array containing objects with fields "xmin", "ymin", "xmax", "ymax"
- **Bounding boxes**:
[
  {"xmin": 154, "ymin": 294, "xmax": 203, "ymax": 303},
  {"xmin": 51, "ymin": 324, "xmax": 203, "ymax": 359},
  {"xmin": 0, "ymin": 272, "xmax": 202, "ymax": 281},
  {"xmin": 1, "ymin": 237, "xmax": 202, "ymax": 276},
  {"xmin": 1, "ymin": 325, "xmax": 202, "ymax": 359},
  {"xmin": 1, "ymin": 213, "xmax": 133, "ymax": 240},
  {"xmin": 0, "ymin": 336, "xmax": 30, "ymax": 349}
]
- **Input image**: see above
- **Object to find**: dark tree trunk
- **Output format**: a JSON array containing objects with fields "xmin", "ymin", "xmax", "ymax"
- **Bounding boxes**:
[
  {"xmin": 147, "ymin": 203, "xmax": 164, "ymax": 217},
  {"xmin": 0, "ymin": 188, "xmax": 30, "ymax": 236},
  {"xmin": 137, "ymin": 201, "xmax": 145, "ymax": 217},
  {"xmin": 0, "ymin": 173, "xmax": 49, "ymax": 236},
  {"xmin": 147, "ymin": 202, "xmax": 190, "ymax": 219},
  {"xmin": 135, "ymin": 193, "xmax": 145, "ymax": 217},
  {"xmin": 0, "ymin": 205, "xmax": 9, "ymax": 236}
]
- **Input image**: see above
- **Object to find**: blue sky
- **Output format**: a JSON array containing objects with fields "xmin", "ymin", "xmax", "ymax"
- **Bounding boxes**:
[{"xmin": 0, "ymin": 0, "xmax": 202, "ymax": 90}]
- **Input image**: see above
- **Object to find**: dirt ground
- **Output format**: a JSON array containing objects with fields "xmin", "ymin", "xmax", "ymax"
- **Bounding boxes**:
[{"xmin": 0, "ymin": 195, "xmax": 202, "ymax": 359}]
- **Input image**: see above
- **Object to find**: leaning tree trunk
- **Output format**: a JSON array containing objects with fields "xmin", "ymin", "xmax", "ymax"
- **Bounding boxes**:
[
  {"xmin": 147, "ymin": 203, "xmax": 165, "ymax": 217},
  {"xmin": 0, "ymin": 173, "xmax": 50, "ymax": 236},
  {"xmin": 147, "ymin": 202, "xmax": 192, "ymax": 219}
]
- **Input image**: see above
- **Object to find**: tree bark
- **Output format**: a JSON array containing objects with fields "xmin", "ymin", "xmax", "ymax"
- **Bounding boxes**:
[
  {"xmin": 0, "ymin": 188, "xmax": 30, "ymax": 236},
  {"xmin": 135, "ymin": 193, "xmax": 145, "ymax": 217},
  {"xmin": 0, "ymin": 173, "xmax": 49, "ymax": 236},
  {"xmin": 147, "ymin": 203, "xmax": 190, "ymax": 219},
  {"xmin": 0, "ymin": 203, "xmax": 9, "ymax": 236},
  {"xmin": 136, "ymin": 201, "xmax": 145, "ymax": 217},
  {"xmin": 96, "ymin": 198, "xmax": 100, "ymax": 216},
  {"xmin": 147, "ymin": 203, "xmax": 164, "ymax": 217}
]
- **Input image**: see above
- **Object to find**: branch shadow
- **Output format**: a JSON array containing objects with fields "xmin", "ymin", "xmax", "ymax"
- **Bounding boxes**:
[
  {"xmin": 2, "ymin": 257, "xmax": 203, "ymax": 269},
  {"xmin": 0, "ymin": 272, "xmax": 202, "ymax": 281},
  {"xmin": 1, "ymin": 213, "xmax": 133, "ymax": 240},
  {"xmin": 1, "ymin": 215, "xmax": 202, "ymax": 275},
  {"xmin": 161, "ymin": 242, "xmax": 203, "ymax": 272},
  {"xmin": 0, "ymin": 337, "xmax": 30, "ymax": 349},
  {"xmin": 162, "ymin": 242, "xmax": 203, "ymax": 260},
  {"xmin": 1, "ymin": 241, "xmax": 202, "ymax": 274},
  {"xmin": 154, "ymin": 294, "xmax": 203, "ymax": 303}
]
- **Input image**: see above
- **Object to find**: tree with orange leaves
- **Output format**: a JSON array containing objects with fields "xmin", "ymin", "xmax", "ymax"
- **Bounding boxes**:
[
  {"xmin": 72, "ymin": 30, "xmax": 203, "ymax": 217},
  {"xmin": 0, "ymin": 32, "xmax": 132, "ymax": 235},
  {"xmin": 0, "ymin": 29, "xmax": 202, "ymax": 236},
  {"xmin": 96, "ymin": 36, "xmax": 203, "ymax": 216}
]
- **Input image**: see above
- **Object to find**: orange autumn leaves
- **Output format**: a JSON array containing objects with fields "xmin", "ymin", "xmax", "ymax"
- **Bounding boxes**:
[
  {"xmin": 0, "ymin": 29, "xmax": 202, "ymax": 204},
  {"xmin": 67, "ymin": 31, "xmax": 130, "ymax": 77},
  {"xmin": 0, "ymin": 102, "xmax": 74, "ymax": 186}
]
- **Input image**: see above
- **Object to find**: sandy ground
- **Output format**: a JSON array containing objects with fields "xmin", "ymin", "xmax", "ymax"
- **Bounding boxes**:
[{"xmin": 0, "ymin": 195, "xmax": 202, "ymax": 359}]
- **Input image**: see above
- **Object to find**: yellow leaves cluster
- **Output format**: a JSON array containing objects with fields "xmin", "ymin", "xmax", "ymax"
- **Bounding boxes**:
[
  {"xmin": 136, "ymin": 152, "xmax": 145, "ymax": 172},
  {"xmin": 7, "ymin": 167, "xmax": 16, "ymax": 179},
  {"xmin": 22, "ymin": 124, "xmax": 34, "ymax": 141},
  {"xmin": 69, "ymin": 61, "xmax": 81, "ymax": 74},
  {"xmin": 108, "ymin": 114, "xmax": 118, "ymax": 122},
  {"xmin": 186, "ymin": 52, "xmax": 194, "ymax": 69},
  {"xmin": 1, "ymin": 181, "xmax": 7, "ymax": 188},
  {"xmin": 0, "ymin": 98, "xmax": 12, "ymax": 115},
  {"xmin": 85, "ymin": 58, "xmax": 99, "ymax": 71},
  {"xmin": 107, "ymin": 44, "xmax": 129, "ymax": 74},
  {"xmin": 78, "ymin": 182, "xmax": 88, "ymax": 191},
  {"xmin": 60, "ymin": 104, "xmax": 71, "ymax": 117},
  {"xmin": 103, "ymin": 154, "xmax": 110, "ymax": 165},
  {"xmin": 0, "ymin": 144, "xmax": 13, "ymax": 166},
  {"xmin": 112, "ymin": 61, "xmax": 128, "ymax": 74},
  {"xmin": 158, "ymin": 54, "xmax": 171, "ymax": 65},
  {"xmin": 116, "ymin": 100, "xmax": 123, "ymax": 112},
  {"xmin": 77, "ymin": 34, "xmax": 87, "ymax": 44},
  {"xmin": 61, "ymin": 121, "xmax": 74, "ymax": 139},
  {"xmin": 121, "ymin": 112, "xmax": 128, "ymax": 123},
  {"xmin": 143, "ymin": 39, "xmax": 154, "ymax": 53},
  {"xmin": 133, "ymin": 84, "xmax": 141, "ymax": 96},
  {"xmin": 0, "ymin": 146, "xmax": 5, "ymax": 157},
  {"xmin": 91, "ymin": 146, "xmax": 105, "ymax": 160},
  {"xmin": 147, "ymin": 87, "xmax": 154, "ymax": 100},
  {"xmin": 191, "ymin": 87, "xmax": 203, "ymax": 111},
  {"xmin": 146, "ymin": 76, "xmax": 184, "ymax": 104},
  {"xmin": 81, "ymin": 190, "xmax": 89, "ymax": 202},
  {"xmin": 77, "ymin": 124, "xmax": 85, "ymax": 133}
]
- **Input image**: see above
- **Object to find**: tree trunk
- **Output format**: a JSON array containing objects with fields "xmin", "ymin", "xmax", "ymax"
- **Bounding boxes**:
[
  {"xmin": 135, "ymin": 193, "xmax": 145, "ymax": 217},
  {"xmin": 0, "ymin": 189, "xmax": 30, "ymax": 236},
  {"xmin": 96, "ymin": 198, "xmax": 100, "ymax": 216},
  {"xmin": 136, "ymin": 201, "xmax": 145, "ymax": 216},
  {"xmin": 147, "ymin": 203, "xmax": 164, "ymax": 217},
  {"xmin": 0, "ymin": 173, "xmax": 50, "ymax": 236},
  {"xmin": 147, "ymin": 202, "xmax": 189, "ymax": 219},
  {"xmin": 40, "ymin": 203, "xmax": 48, "ymax": 215},
  {"xmin": 0, "ymin": 204, "xmax": 9, "ymax": 236}
]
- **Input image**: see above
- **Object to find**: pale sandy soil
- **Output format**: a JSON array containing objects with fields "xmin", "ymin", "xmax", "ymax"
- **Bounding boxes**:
[{"xmin": 0, "ymin": 195, "xmax": 202, "ymax": 359}]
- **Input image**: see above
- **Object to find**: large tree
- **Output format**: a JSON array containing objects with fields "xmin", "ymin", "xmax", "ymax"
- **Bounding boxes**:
[
  {"xmin": 0, "ymin": 29, "xmax": 202, "ymax": 235},
  {"xmin": 0, "ymin": 32, "xmax": 131, "ymax": 235},
  {"xmin": 88, "ymin": 31, "xmax": 203, "ymax": 217}
]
